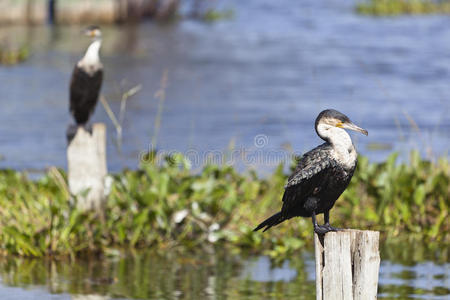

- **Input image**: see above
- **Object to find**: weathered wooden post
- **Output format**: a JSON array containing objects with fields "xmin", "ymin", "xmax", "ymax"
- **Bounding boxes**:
[
  {"xmin": 314, "ymin": 230, "xmax": 380, "ymax": 300},
  {"xmin": 67, "ymin": 123, "xmax": 107, "ymax": 211}
]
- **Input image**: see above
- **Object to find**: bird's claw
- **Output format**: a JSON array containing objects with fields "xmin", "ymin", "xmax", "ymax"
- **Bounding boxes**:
[
  {"xmin": 83, "ymin": 123, "xmax": 93, "ymax": 135},
  {"xmin": 314, "ymin": 224, "xmax": 341, "ymax": 235},
  {"xmin": 314, "ymin": 225, "xmax": 330, "ymax": 235},
  {"xmin": 324, "ymin": 223, "xmax": 341, "ymax": 232}
]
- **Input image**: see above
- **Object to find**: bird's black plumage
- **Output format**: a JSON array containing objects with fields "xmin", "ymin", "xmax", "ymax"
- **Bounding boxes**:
[
  {"xmin": 70, "ymin": 66, "xmax": 103, "ymax": 125},
  {"xmin": 69, "ymin": 26, "xmax": 103, "ymax": 127},
  {"xmin": 254, "ymin": 109, "xmax": 367, "ymax": 234}
]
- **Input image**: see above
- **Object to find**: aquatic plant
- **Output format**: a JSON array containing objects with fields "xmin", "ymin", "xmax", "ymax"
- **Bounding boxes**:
[
  {"xmin": 202, "ymin": 9, "xmax": 234, "ymax": 22},
  {"xmin": 0, "ymin": 152, "xmax": 448, "ymax": 258},
  {"xmin": 0, "ymin": 44, "xmax": 29, "ymax": 65},
  {"xmin": 356, "ymin": 0, "xmax": 450, "ymax": 15}
]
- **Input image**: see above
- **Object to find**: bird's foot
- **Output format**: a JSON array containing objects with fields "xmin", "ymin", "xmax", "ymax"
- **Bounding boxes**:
[
  {"xmin": 314, "ymin": 224, "xmax": 341, "ymax": 235},
  {"xmin": 83, "ymin": 123, "xmax": 93, "ymax": 135},
  {"xmin": 314, "ymin": 225, "xmax": 331, "ymax": 235},
  {"xmin": 323, "ymin": 223, "xmax": 341, "ymax": 232},
  {"xmin": 66, "ymin": 124, "xmax": 78, "ymax": 143}
]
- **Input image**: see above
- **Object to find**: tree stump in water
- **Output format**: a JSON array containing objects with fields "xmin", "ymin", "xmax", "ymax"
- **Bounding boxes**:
[
  {"xmin": 314, "ymin": 230, "xmax": 380, "ymax": 300},
  {"xmin": 67, "ymin": 123, "xmax": 107, "ymax": 212}
]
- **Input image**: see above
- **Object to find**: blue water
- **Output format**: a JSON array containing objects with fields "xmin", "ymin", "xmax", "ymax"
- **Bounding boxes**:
[
  {"xmin": 0, "ymin": 250, "xmax": 448, "ymax": 300},
  {"xmin": 0, "ymin": 0, "xmax": 449, "ymax": 172}
]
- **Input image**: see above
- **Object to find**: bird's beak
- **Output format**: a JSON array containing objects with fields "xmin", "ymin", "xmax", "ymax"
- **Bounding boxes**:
[
  {"xmin": 83, "ymin": 29, "xmax": 100, "ymax": 38},
  {"xmin": 338, "ymin": 122, "xmax": 368, "ymax": 136}
]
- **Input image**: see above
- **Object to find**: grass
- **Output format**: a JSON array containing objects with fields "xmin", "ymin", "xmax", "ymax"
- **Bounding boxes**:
[
  {"xmin": 356, "ymin": 0, "xmax": 450, "ymax": 16},
  {"xmin": 0, "ymin": 151, "xmax": 448, "ymax": 259}
]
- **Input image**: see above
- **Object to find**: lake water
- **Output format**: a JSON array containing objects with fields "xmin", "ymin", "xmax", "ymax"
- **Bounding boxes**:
[
  {"xmin": 0, "ymin": 0, "xmax": 449, "ymax": 172},
  {"xmin": 0, "ymin": 243, "xmax": 448, "ymax": 300},
  {"xmin": 0, "ymin": 1, "xmax": 449, "ymax": 298}
]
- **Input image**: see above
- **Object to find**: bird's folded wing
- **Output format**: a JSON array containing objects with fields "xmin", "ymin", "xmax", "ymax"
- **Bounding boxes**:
[{"xmin": 285, "ymin": 146, "xmax": 333, "ymax": 189}]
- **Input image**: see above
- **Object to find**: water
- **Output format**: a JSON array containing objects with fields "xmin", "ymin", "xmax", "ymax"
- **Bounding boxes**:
[
  {"xmin": 0, "ymin": 1, "xmax": 449, "ymax": 296},
  {"xmin": 0, "ymin": 244, "xmax": 448, "ymax": 300},
  {"xmin": 0, "ymin": 0, "xmax": 449, "ymax": 172}
]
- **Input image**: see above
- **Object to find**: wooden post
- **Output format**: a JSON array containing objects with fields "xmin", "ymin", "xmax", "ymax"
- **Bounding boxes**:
[
  {"xmin": 314, "ymin": 230, "xmax": 380, "ymax": 300},
  {"xmin": 67, "ymin": 123, "xmax": 107, "ymax": 212}
]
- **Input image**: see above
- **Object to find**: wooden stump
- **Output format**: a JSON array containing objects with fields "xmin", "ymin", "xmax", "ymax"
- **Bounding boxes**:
[
  {"xmin": 67, "ymin": 123, "xmax": 107, "ymax": 212},
  {"xmin": 314, "ymin": 230, "xmax": 380, "ymax": 300}
]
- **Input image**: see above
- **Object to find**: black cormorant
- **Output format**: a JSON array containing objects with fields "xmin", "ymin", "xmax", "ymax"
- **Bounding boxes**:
[
  {"xmin": 69, "ymin": 25, "xmax": 103, "ymax": 127},
  {"xmin": 254, "ymin": 109, "xmax": 368, "ymax": 234}
]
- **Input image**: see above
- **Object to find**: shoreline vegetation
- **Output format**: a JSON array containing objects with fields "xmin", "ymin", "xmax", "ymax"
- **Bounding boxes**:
[
  {"xmin": 356, "ymin": 0, "xmax": 450, "ymax": 16},
  {"xmin": 0, "ymin": 0, "xmax": 233, "ymax": 25},
  {"xmin": 0, "ymin": 151, "xmax": 448, "ymax": 259},
  {"xmin": 0, "ymin": 44, "xmax": 29, "ymax": 65}
]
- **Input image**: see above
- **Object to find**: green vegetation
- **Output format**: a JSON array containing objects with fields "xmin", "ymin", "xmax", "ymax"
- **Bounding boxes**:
[
  {"xmin": 356, "ymin": 0, "xmax": 450, "ymax": 16},
  {"xmin": 202, "ymin": 9, "xmax": 234, "ymax": 22},
  {"xmin": 0, "ymin": 151, "xmax": 448, "ymax": 259},
  {"xmin": 0, "ymin": 44, "xmax": 29, "ymax": 65}
]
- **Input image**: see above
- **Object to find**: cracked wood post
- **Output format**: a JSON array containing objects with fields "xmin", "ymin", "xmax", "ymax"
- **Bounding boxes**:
[
  {"xmin": 67, "ymin": 123, "xmax": 107, "ymax": 212},
  {"xmin": 314, "ymin": 230, "xmax": 380, "ymax": 300}
]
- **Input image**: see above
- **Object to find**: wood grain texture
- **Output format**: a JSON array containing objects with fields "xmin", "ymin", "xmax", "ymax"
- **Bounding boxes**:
[
  {"xmin": 67, "ymin": 123, "xmax": 107, "ymax": 211},
  {"xmin": 315, "ymin": 230, "xmax": 380, "ymax": 300}
]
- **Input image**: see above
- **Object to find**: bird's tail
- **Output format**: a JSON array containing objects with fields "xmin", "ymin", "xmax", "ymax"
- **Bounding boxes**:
[{"xmin": 254, "ymin": 212, "xmax": 284, "ymax": 232}]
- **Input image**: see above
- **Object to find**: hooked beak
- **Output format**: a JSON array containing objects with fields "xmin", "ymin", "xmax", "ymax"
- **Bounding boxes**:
[
  {"xmin": 84, "ymin": 29, "xmax": 101, "ymax": 39},
  {"xmin": 339, "ymin": 122, "xmax": 368, "ymax": 136}
]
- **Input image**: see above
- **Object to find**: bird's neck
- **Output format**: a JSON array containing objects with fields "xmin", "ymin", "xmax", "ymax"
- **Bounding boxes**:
[
  {"xmin": 80, "ymin": 39, "xmax": 102, "ymax": 67},
  {"xmin": 317, "ymin": 124, "xmax": 356, "ymax": 169}
]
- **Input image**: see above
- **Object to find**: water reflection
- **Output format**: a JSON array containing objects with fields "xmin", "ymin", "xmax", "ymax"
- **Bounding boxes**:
[
  {"xmin": 379, "ymin": 261, "xmax": 450, "ymax": 299},
  {"xmin": 0, "ymin": 245, "xmax": 448, "ymax": 300}
]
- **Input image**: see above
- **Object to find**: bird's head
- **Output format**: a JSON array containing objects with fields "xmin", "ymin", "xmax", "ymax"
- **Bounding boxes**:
[
  {"xmin": 315, "ymin": 109, "xmax": 368, "ymax": 138},
  {"xmin": 83, "ymin": 25, "xmax": 102, "ymax": 40}
]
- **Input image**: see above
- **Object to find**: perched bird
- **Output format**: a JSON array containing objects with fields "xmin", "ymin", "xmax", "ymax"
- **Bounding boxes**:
[
  {"xmin": 69, "ymin": 25, "xmax": 103, "ymax": 129},
  {"xmin": 254, "ymin": 109, "xmax": 368, "ymax": 234}
]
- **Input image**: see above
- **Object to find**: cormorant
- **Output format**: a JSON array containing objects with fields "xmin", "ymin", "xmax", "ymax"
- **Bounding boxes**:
[
  {"xmin": 69, "ymin": 25, "xmax": 103, "ymax": 128},
  {"xmin": 254, "ymin": 109, "xmax": 368, "ymax": 234}
]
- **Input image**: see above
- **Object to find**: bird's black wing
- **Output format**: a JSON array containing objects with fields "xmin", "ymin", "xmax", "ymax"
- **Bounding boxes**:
[
  {"xmin": 70, "ymin": 66, "xmax": 103, "ymax": 124},
  {"xmin": 281, "ymin": 144, "xmax": 337, "ymax": 218}
]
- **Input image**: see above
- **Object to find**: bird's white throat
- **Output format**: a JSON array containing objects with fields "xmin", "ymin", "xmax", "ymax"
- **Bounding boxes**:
[
  {"xmin": 78, "ymin": 39, "xmax": 102, "ymax": 75},
  {"xmin": 317, "ymin": 123, "xmax": 357, "ymax": 170}
]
